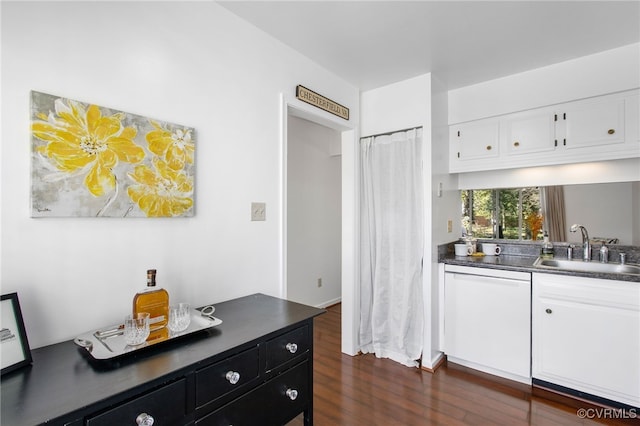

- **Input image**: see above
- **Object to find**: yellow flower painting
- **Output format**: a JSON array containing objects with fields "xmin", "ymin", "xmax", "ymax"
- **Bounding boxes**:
[
  {"xmin": 146, "ymin": 121, "xmax": 194, "ymax": 172},
  {"xmin": 31, "ymin": 91, "xmax": 195, "ymax": 217},
  {"xmin": 127, "ymin": 159, "xmax": 194, "ymax": 217}
]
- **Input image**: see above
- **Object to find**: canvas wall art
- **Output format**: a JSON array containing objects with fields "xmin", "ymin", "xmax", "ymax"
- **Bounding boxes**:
[{"xmin": 30, "ymin": 91, "xmax": 195, "ymax": 217}]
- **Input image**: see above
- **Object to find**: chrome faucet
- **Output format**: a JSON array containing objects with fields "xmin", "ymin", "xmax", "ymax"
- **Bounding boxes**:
[
  {"xmin": 599, "ymin": 242, "xmax": 609, "ymax": 263},
  {"xmin": 570, "ymin": 224, "xmax": 591, "ymax": 261}
]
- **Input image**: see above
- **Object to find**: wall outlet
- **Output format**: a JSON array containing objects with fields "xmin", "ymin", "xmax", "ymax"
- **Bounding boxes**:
[
  {"xmin": 251, "ymin": 202, "xmax": 266, "ymax": 221},
  {"xmin": 447, "ymin": 219, "xmax": 453, "ymax": 233},
  {"xmin": 317, "ymin": 278, "xmax": 322, "ymax": 288}
]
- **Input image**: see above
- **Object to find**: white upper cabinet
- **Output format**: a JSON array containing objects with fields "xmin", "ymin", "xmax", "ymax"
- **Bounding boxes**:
[
  {"xmin": 449, "ymin": 119, "xmax": 500, "ymax": 165},
  {"xmin": 504, "ymin": 106, "xmax": 557, "ymax": 156},
  {"xmin": 562, "ymin": 95, "xmax": 626, "ymax": 149},
  {"xmin": 449, "ymin": 89, "xmax": 640, "ymax": 173}
]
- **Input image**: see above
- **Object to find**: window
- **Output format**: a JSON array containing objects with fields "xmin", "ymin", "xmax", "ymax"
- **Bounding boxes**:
[{"xmin": 461, "ymin": 187, "xmax": 542, "ymax": 240}]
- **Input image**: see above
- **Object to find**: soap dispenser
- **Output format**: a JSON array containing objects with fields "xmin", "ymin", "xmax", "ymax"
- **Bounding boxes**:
[{"xmin": 541, "ymin": 231, "xmax": 554, "ymax": 259}]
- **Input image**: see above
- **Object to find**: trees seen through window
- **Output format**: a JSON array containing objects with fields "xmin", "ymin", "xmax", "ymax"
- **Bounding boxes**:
[{"xmin": 461, "ymin": 188, "xmax": 541, "ymax": 240}]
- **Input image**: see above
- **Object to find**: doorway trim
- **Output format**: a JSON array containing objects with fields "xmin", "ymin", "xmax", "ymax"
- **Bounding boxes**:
[{"xmin": 279, "ymin": 93, "xmax": 360, "ymax": 356}]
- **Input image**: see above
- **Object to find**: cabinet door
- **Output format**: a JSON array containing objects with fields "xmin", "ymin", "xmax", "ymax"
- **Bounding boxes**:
[
  {"xmin": 532, "ymin": 273, "xmax": 640, "ymax": 407},
  {"xmin": 504, "ymin": 108, "xmax": 557, "ymax": 155},
  {"xmin": 562, "ymin": 96, "xmax": 626, "ymax": 149},
  {"xmin": 449, "ymin": 120, "xmax": 500, "ymax": 172},
  {"xmin": 626, "ymin": 91, "xmax": 640, "ymax": 144},
  {"xmin": 444, "ymin": 270, "xmax": 531, "ymax": 380}
]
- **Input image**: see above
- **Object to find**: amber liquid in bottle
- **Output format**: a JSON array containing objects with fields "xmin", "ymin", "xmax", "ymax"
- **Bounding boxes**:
[{"xmin": 133, "ymin": 269, "xmax": 169, "ymax": 332}]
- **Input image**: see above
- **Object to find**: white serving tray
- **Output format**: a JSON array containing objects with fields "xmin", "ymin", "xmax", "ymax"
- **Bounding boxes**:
[{"xmin": 74, "ymin": 309, "xmax": 222, "ymax": 360}]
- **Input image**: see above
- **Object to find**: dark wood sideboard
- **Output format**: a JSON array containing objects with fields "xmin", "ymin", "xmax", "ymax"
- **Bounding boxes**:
[{"xmin": 1, "ymin": 293, "xmax": 325, "ymax": 425}]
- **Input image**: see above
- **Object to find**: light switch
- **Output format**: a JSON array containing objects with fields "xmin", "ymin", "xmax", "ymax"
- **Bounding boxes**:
[
  {"xmin": 251, "ymin": 202, "xmax": 266, "ymax": 221},
  {"xmin": 447, "ymin": 220, "xmax": 453, "ymax": 233}
]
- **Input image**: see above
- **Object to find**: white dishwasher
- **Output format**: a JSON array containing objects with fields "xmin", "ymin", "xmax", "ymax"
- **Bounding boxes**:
[{"xmin": 444, "ymin": 264, "xmax": 532, "ymax": 384}]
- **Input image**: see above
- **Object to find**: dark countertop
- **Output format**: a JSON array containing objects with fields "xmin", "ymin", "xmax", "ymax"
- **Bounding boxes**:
[
  {"xmin": 440, "ymin": 253, "xmax": 640, "ymax": 283},
  {"xmin": 0, "ymin": 293, "xmax": 325, "ymax": 426},
  {"xmin": 444, "ymin": 254, "xmax": 538, "ymax": 271}
]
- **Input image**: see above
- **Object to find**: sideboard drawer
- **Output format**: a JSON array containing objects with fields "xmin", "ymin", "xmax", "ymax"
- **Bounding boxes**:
[
  {"xmin": 266, "ymin": 325, "xmax": 309, "ymax": 370},
  {"xmin": 86, "ymin": 378, "xmax": 187, "ymax": 426},
  {"xmin": 195, "ymin": 346, "xmax": 259, "ymax": 407},
  {"xmin": 196, "ymin": 360, "xmax": 310, "ymax": 426}
]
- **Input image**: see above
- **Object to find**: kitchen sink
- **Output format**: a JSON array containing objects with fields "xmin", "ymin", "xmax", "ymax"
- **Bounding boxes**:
[{"xmin": 533, "ymin": 257, "xmax": 640, "ymax": 276}]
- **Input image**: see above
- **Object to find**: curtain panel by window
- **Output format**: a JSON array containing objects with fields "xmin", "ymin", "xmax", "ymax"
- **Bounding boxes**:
[
  {"xmin": 541, "ymin": 186, "xmax": 567, "ymax": 242},
  {"xmin": 359, "ymin": 128, "xmax": 424, "ymax": 367}
]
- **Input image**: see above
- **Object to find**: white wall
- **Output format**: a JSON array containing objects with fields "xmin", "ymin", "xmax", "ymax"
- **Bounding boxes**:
[
  {"xmin": 564, "ymin": 182, "xmax": 637, "ymax": 245},
  {"xmin": 1, "ymin": 1, "xmax": 359, "ymax": 348},
  {"xmin": 360, "ymin": 75, "xmax": 431, "ymax": 137},
  {"xmin": 287, "ymin": 116, "xmax": 341, "ymax": 308},
  {"xmin": 360, "ymin": 74, "xmax": 442, "ymax": 368},
  {"xmin": 429, "ymin": 74, "xmax": 456, "ymax": 364},
  {"xmin": 449, "ymin": 43, "xmax": 640, "ymax": 124}
]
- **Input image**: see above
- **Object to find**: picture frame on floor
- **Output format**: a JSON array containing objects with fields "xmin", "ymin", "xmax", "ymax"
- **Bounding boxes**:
[{"xmin": 1, "ymin": 292, "xmax": 32, "ymax": 375}]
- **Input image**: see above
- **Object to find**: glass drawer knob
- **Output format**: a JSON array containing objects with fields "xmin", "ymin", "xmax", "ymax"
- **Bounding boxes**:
[
  {"xmin": 136, "ymin": 413, "xmax": 154, "ymax": 426},
  {"xmin": 286, "ymin": 343, "xmax": 298, "ymax": 354},
  {"xmin": 286, "ymin": 388, "xmax": 298, "ymax": 400},
  {"xmin": 226, "ymin": 371, "xmax": 240, "ymax": 385}
]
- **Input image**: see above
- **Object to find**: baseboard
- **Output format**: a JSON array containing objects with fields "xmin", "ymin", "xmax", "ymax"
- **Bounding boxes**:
[
  {"xmin": 446, "ymin": 358, "xmax": 532, "ymax": 392},
  {"xmin": 446, "ymin": 356, "xmax": 532, "ymax": 385},
  {"xmin": 532, "ymin": 378, "xmax": 639, "ymax": 412},
  {"xmin": 315, "ymin": 297, "xmax": 341, "ymax": 309},
  {"xmin": 421, "ymin": 351, "xmax": 445, "ymax": 373}
]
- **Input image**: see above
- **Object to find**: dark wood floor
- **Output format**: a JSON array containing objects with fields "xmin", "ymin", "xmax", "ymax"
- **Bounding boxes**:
[{"xmin": 289, "ymin": 303, "xmax": 637, "ymax": 425}]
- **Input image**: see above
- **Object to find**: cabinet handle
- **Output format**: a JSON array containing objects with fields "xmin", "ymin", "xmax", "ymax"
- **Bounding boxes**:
[
  {"xmin": 545, "ymin": 308, "xmax": 553, "ymax": 314},
  {"xmin": 136, "ymin": 413, "xmax": 154, "ymax": 426},
  {"xmin": 225, "ymin": 371, "xmax": 241, "ymax": 385},
  {"xmin": 286, "ymin": 388, "xmax": 299, "ymax": 400},
  {"xmin": 286, "ymin": 342, "xmax": 298, "ymax": 354},
  {"xmin": 608, "ymin": 129, "xmax": 615, "ymax": 135},
  {"xmin": 486, "ymin": 145, "xmax": 492, "ymax": 151},
  {"xmin": 513, "ymin": 141, "xmax": 520, "ymax": 147}
]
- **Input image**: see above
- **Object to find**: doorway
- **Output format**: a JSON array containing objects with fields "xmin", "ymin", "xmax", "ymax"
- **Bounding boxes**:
[
  {"xmin": 286, "ymin": 115, "xmax": 342, "ymax": 308},
  {"xmin": 281, "ymin": 96, "xmax": 358, "ymax": 356}
]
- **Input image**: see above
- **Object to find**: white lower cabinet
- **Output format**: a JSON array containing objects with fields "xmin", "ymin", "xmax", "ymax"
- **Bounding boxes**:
[
  {"xmin": 532, "ymin": 273, "xmax": 640, "ymax": 407},
  {"xmin": 444, "ymin": 265, "xmax": 531, "ymax": 383}
]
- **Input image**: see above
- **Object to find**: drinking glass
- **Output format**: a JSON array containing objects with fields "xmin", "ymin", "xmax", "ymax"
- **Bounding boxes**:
[
  {"xmin": 124, "ymin": 312, "xmax": 150, "ymax": 346},
  {"xmin": 168, "ymin": 303, "xmax": 191, "ymax": 332}
]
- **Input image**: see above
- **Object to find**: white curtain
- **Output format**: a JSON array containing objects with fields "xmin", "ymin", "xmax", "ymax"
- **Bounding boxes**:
[{"xmin": 359, "ymin": 127, "xmax": 424, "ymax": 367}]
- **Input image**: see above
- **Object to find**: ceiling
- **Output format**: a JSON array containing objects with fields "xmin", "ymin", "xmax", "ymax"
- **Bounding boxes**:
[{"xmin": 217, "ymin": 1, "xmax": 640, "ymax": 91}]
